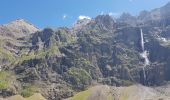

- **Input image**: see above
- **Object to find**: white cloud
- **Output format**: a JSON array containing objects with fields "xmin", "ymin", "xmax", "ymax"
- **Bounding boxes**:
[
  {"xmin": 78, "ymin": 15, "xmax": 91, "ymax": 20},
  {"xmin": 62, "ymin": 14, "xmax": 67, "ymax": 19}
]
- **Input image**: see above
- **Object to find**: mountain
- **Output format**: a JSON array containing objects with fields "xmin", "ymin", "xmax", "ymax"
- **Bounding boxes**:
[
  {"xmin": 1, "ymin": 2, "xmax": 170, "ymax": 100},
  {"xmin": 118, "ymin": 2, "xmax": 170, "ymax": 26},
  {"xmin": 0, "ymin": 19, "xmax": 39, "ymax": 67},
  {"xmin": 72, "ymin": 18, "xmax": 91, "ymax": 32},
  {"xmin": 0, "ymin": 19, "xmax": 39, "ymax": 38},
  {"xmin": 117, "ymin": 13, "xmax": 137, "ymax": 26}
]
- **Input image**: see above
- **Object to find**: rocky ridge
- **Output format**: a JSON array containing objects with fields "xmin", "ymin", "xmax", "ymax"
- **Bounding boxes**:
[{"xmin": 1, "ymin": 2, "xmax": 170, "ymax": 100}]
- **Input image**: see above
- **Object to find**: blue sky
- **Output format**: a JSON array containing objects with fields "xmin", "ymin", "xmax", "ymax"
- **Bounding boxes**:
[{"xmin": 0, "ymin": 0, "xmax": 170, "ymax": 28}]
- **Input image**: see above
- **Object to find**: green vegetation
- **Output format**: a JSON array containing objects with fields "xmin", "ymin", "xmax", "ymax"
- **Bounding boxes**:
[
  {"xmin": 14, "ymin": 52, "xmax": 35, "ymax": 64},
  {"xmin": 13, "ymin": 39, "xmax": 61, "ymax": 65},
  {"xmin": 0, "ymin": 71, "xmax": 11, "ymax": 89},
  {"xmin": 21, "ymin": 85, "xmax": 40, "ymax": 97},
  {"xmin": 68, "ymin": 67, "xmax": 92, "ymax": 89},
  {"xmin": 45, "ymin": 36, "xmax": 61, "ymax": 56},
  {"xmin": 57, "ymin": 29, "xmax": 76, "ymax": 45},
  {"xmin": 122, "ymin": 80, "xmax": 133, "ymax": 86},
  {"xmin": 36, "ymin": 44, "xmax": 60, "ymax": 58},
  {"xmin": 0, "ymin": 48, "xmax": 15, "ymax": 63}
]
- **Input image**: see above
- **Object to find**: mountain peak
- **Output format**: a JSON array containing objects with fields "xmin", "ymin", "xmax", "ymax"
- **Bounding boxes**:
[
  {"xmin": 164, "ymin": 1, "xmax": 170, "ymax": 7},
  {"xmin": 95, "ymin": 14, "xmax": 113, "ymax": 20},
  {"xmin": 72, "ymin": 18, "xmax": 91, "ymax": 32},
  {"xmin": 12, "ymin": 19, "xmax": 33, "ymax": 25},
  {"xmin": 0, "ymin": 19, "xmax": 39, "ymax": 38},
  {"xmin": 14, "ymin": 18, "xmax": 27, "ymax": 22},
  {"xmin": 9, "ymin": 19, "xmax": 39, "ymax": 29},
  {"xmin": 95, "ymin": 15, "xmax": 115, "ymax": 24},
  {"xmin": 94, "ymin": 15, "xmax": 116, "ymax": 30}
]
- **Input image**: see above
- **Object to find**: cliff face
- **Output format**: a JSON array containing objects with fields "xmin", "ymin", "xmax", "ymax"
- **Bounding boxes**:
[
  {"xmin": 1, "ymin": 3, "xmax": 170, "ymax": 100},
  {"xmin": 0, "ymin": 19, "xmax": 39, "ymax": 68}
]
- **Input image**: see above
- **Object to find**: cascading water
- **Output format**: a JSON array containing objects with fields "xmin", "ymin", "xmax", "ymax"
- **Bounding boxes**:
[{"xmin": 140, "ymin": 29, "xmax": 150, "ymax": 85}]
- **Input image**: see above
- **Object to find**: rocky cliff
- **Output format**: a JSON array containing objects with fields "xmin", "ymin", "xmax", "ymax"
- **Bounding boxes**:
[{"xmin": 1, "ymin": 2, "xmax": 170, "ymax": 100}]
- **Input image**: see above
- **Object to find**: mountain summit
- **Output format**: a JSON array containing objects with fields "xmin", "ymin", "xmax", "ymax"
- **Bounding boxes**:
[{"xmin": 0, "ymin": 19, "xmax": 39, "ymax": 38}]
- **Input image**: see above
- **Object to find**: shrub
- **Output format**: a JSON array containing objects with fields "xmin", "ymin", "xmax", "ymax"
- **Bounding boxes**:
[
  {"xmin": 21, "ymin": 85, "xmax": 39, "ymax": 97},
  {"xmin": 68, "ymin": 67, "xmax": 92, "ymax": 90},
  {"xmin": 122, "ymin": 80, "xmax": 133, "ymax": 86},
  {"xmin": 0, "ymin": 71, "xmax": 10, "ymax": 89}
]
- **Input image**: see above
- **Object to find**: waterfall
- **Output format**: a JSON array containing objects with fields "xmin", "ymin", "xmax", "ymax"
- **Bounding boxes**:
[
  {"xmin": 140, "ymin": 29, "xmax": 145, "ymax": 51},
  {"xmin": 140, "ymin": 29, "xmax": 150, "ymax": 85}
]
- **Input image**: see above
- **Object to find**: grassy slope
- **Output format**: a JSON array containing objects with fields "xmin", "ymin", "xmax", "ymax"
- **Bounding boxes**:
[
  {"xmin": 6, "ymin": 93, "xmax": 46, "ymax": 100},
  {"xmin": 0, "ymin": 71, "xmax": 14, "ymax": 89},
  {"xmin": 68, "ymin": 88, "xmax": 91, "ymax": 100},
  {"xmin": 67, "ymin": 85, "xmax": 113, "ymax": 100}
]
